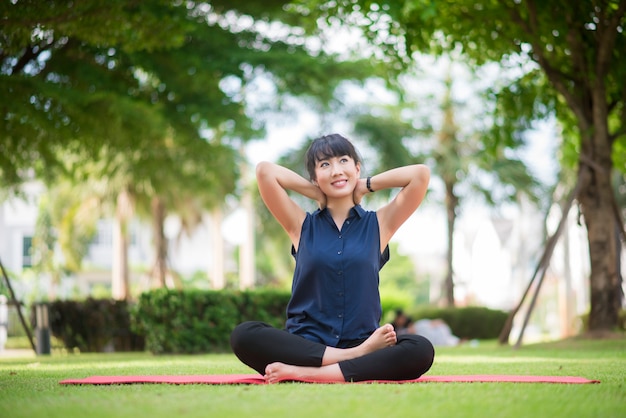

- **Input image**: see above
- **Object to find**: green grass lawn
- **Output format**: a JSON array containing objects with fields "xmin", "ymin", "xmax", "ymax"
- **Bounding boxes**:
[{"xmin": 1, "ymin": 337, "xmax": 624, "ymax": 418}]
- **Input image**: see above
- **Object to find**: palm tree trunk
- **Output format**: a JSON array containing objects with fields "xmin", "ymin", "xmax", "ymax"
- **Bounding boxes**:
[
  {"xmin": 112, "ymin": 190, "xmax": 130, "ymax": 300},
  {"xmin": 209, "ymin": 207, "xmax": 225, "ymax": 289},
  {"xmin": 239, "ymin": 185, "xmax": 255, "ymax": 289},
  {"xmin": 151, "ymin": 196, "xmax": 168, "ymax": 288},
  {"xmin": 560, "ymin": 216, "xmax": 575, "ymax": 337},
  {"xmin": 442, "ymin": 181, "xmax": 458, "ymax": 306}
]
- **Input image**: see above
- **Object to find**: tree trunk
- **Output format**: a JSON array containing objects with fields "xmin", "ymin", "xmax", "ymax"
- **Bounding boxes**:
[
  {"xmin": 438, "ymin": 74, "xmax": 459, "ymax": 307},
  {"xmin": 529, "ymin": 2, "xmax": 625, "ymax": 332},
  {"xmin": 209, "ymin": 207, "xmax": 225, "ymax": 289},
  {"xmin": 112, "ymin": 189, "xmax": 131, "ymax": 300},
  {"xmin": 151, "ymin": 196, "xmax": 168, "ymax": 288},
  {"xmin": 560, "ymin": 217, "xmax": 575, "ymax": 337},
  {"xmin": 577, "ymin": 129, "xmax": 621, "ymax": 331},
  {"xmin": 443, "ymin": 181, "xmax": 457, "ymax": 306},
  {"xmin": 499, "ymin": 179, "xmax": 580, "ymax": 345},
  {"xmin": 239, "ymin": 184, "xmax": 255, "ymax": 290}
]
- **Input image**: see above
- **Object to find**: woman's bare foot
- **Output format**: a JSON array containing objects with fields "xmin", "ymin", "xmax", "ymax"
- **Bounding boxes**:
[
  {"xmin": 263, "ymin": 325, "xmax": 397, "ymax": 382},
  {"xmin": 264, "ymin": 362, "xmax": 344, "ymax": 384},
  {"xmin": 358, "ymin": 324, "xmax": 397, "ymax": 354},
  {"xmin": 321, "ymin": 324, "xmax": 396, "ymax": 365}
]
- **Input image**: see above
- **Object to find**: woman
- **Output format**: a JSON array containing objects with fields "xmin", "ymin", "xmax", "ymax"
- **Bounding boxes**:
[{"xmin": 230, "ymin": 133, "xmax": 434, "ymax": 383}]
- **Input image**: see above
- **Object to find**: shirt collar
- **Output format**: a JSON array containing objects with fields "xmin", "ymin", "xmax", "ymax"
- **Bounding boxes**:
[{"xmin": 315, "ymin": 204, "xmax": 365, "ymax": 219}]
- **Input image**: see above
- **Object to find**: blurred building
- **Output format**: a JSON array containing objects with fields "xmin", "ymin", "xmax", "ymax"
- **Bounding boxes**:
[{"xmin": 0, "ymin": 182, "xmax": 238, "ymax": 300}]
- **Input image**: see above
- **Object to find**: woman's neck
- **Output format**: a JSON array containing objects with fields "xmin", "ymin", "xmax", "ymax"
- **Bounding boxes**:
[{"xmin": 325, "ymin": 198, "xmax": 355, "ymax": 229}]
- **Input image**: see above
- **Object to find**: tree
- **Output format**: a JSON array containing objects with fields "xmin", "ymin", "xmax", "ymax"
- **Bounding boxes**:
[
  {"xmin": 1, "ymin": 1, "xmax": 183, "ymax": 189},
  {"xmin": 31, "ymin": 187, "xmax": 98, "ymax": 300},
  {"xmin": 353, "ymin": 59, "xmax": 541, "ymax": 307},
  {"xmin": 306, "ymin": 0, "xmax": 626, "ymax": 331},
  {"xmin": 0, "ymin": 0, "xmax": 385, "ymax": 190},
  {"xmin": 1, "ymin": 1, "xmax": 241, "ymax": 297},
  {"xmin": 1, "ymin": 1, "xmax": 385, "ymax": 297}
]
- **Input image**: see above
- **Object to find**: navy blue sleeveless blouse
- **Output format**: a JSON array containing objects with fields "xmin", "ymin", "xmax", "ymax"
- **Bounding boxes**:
[{"xmin": 285, "ymin": 205, "xmax": 390, "ymax": 347}]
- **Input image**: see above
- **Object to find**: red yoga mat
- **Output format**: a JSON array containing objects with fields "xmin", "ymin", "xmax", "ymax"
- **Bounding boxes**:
[{"xmin": 59, "ymin": 374, "xmax": 600, "ymax": 385}]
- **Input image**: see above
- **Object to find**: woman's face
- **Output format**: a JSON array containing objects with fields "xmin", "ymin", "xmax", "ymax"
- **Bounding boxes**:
[{"xmin": 314, "ymin": 154, "xmax": 361, "ymax": 199}]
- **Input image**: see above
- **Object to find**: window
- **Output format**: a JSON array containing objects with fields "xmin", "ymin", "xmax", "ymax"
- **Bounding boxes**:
[
  {"xmin": 22, "ymin": 236, "xmax": 33, "ymax": 268},
  {"xmin": 92, "ymin": 220, "xmax": 113, "ymax": 246}
]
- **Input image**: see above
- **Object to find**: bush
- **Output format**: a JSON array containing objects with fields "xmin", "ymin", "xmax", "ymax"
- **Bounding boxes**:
[
  {"xmin": 33, "ymin": 291, "xmax": 512, "ymax": 354},
  {"xmin": 237, "ymin": 289, "xmax": 291, "ymax": 329},
  {"xmin": 380, "ymin": 291, "xmax": 413, "ymax": 322},
  {"xmin": 408, "ymin": 306, "xmax": 509, "ymax": 340},
  {"xmin": 131, "ymin": 289, "xmax": 240, "ymax": 354},
  {"xmin": 33, "ymin": 298, "xmax": 145, "ymax": 352},
  {"xmin": 131, "ymin": 288, "xmax": 291, "ymax": 354}
]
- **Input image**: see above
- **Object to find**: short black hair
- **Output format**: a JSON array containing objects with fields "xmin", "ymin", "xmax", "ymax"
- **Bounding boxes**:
[{"xmin": 305, "ymin": 134, "xmax": 361, "ymax": 180}]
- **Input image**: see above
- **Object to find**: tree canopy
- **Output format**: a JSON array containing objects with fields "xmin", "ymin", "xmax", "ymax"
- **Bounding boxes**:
[
  {"xmin": 0, "ymin": 0, "xmax": 379, "ymax": 191},
  {"xmin": 1, "ymin": 0, "xmax": 384, "ymax": 296},
  {"xmin": 302, "ymin": 0, "xmax": 625, "ymax": 331}
]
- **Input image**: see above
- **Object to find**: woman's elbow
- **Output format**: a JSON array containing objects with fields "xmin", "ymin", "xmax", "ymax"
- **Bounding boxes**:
[
  {"xmin": 256, "ymin": 161, "xmax": 274, "ymax": 180},
  {"xmin": 415, "ymin": 164, "xmax": 430, "ymax": 185}
]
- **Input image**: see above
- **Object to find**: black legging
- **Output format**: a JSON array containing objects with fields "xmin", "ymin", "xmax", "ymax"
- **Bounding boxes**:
[{"xmin": 230, "ymin": 321, "xmax": 435, "ymax": 382}]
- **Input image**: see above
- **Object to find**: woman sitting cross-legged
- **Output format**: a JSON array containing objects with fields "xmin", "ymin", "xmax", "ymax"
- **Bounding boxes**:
[{"xmin": 230, "ymin": 133, "xmax": 435, "ymax": 383}]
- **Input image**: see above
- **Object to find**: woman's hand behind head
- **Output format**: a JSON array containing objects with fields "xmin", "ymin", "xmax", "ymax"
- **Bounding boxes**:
[{"xmin": 353, "ymin": 177, "xmax": 368, "ymax": 205}]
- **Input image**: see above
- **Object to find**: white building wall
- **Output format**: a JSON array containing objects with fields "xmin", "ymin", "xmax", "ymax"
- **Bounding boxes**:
[{"xmin": 0, "ymin": 182, "xmax": 42, "ymax": 274}]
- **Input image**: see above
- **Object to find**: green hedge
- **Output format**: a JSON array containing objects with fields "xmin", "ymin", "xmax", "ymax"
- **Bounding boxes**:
[
  {"xmin": 33, "ymin": 298, "xmax": 145, "ymax": 352},
  {"xmin": 36, "ymin": 291, "xmax": 511, "ymax": 354},
  {"xmin": 132, "ymin": 291, "xmax": 509, "ymax": 352},
  {"xmin": 131, "ymin": 288, "xmax": 291, "ymax": 354},
  {"xmin": 408, "ymin": 306, "xmax": 509, "ymax": 340}
]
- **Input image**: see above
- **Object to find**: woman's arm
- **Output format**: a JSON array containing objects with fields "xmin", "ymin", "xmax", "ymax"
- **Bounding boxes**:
[
  {"xmin": 356, "ymin": 164, "xmax": 430, "ymax": 249},
  {"xmin": 256, "ymin": 161, "xmax": 326, "ymax": 246}
]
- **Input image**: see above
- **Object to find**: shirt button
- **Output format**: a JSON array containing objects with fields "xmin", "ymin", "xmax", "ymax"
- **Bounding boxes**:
[
  {"xmin": 346, "ymin": 221, "xmax": 350, "ymax": 224},
  {"xmin": 337, "ymin": 271, "xmax": 343, "ymax": 275},
  {"xmin": 338, "ymin": 235, "xmax": 342, "ymax": 239},
  {"xmin": 338, "ymin": 314, "xmax": 343, "ymax": 318},
  {"xmin": 337, "ymin": 251, "xmax": 342, "ymax": 255}
]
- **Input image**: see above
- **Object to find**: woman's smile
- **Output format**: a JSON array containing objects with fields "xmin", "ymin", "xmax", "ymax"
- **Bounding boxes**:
[{"xmin": 331, "ymin": 178, "xmax": 349, "ymax": 187}]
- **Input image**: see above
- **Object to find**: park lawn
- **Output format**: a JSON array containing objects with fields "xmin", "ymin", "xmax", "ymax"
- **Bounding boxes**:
[{"xmin": 0, "ymin": 337, "xmax": 624, "ymax": 418}]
